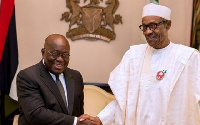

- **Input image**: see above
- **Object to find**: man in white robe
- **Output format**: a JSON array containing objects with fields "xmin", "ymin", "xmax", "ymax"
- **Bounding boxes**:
[{"xmin": 80, "ymin": 3, "xmax": 200, "ymax": 125}]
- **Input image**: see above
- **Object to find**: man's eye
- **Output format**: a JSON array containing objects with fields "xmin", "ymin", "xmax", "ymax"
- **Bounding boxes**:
[
  {"xmin": 149, "ymin": 24, "xmax": 156, "ymax": 28},
  {"xmin": 51, "ymin": 52, "xmax": 59, "ymax": 56},
  {"xmin": 63, "ymin": 53, "xmax": 70, "ymax": 57},
  {"xmin": 144, "ymin": 26, "xmax": 147, "ymax": 29}
]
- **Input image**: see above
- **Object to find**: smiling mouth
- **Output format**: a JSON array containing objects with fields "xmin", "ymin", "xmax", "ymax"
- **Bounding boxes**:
[
  {"xmin": 147, "ymin": 35, "xmax": 159, "ymax": 42},
  {"xmin": 54, "ymin": 64, "xmax": 64, "ymax": 69}
]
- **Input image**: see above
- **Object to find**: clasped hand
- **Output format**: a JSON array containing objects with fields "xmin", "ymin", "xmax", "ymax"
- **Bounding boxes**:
[{"xmin": 77, "ymin": 114, "xmax": 102, "ymax": 125}]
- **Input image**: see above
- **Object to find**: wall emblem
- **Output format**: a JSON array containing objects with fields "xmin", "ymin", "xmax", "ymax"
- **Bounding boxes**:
[{"xmin": 61, "ymin": 0, "xmax": 123, "ymax": 42}]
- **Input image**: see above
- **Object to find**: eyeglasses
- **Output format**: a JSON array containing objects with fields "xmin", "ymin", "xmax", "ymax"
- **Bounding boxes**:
[
  {"xmin": 139, "ymin": 20, "xmax": 167, "ymax": 32},
  {"xmin": 44, "ymin": 48, "xmax": 70, "ymax": 59}
]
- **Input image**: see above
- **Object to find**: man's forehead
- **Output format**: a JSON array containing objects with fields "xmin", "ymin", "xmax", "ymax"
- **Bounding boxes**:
[{"xmin": 142, "ymin": 16, "xmax": 162, "ymax": 23}]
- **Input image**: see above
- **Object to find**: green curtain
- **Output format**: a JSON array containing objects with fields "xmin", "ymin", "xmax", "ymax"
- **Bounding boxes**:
[{"xmin": 191, "ymin": 0, "xmax": 200, "ymax": 50}]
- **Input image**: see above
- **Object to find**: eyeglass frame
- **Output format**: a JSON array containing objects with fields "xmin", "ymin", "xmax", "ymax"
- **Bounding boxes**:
[
  {"xmin": 44, "ymin": 48, "xmax": 70, "ymax": 59},
  {"xmin": 139, "ymin": 20, "xmax": 168, "ymax": 32}
]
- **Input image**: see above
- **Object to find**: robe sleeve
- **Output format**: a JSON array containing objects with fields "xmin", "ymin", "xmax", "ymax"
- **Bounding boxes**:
[
  {"xmin": 97, "ymin": 100, "xmax": 117, "ymax": 125},
  {"xmin": 194, "ymin": 50, "xmax": 200, "ymax": 123},
  {"xmin": 97, "ymin": 48, "xmax": 134, "ymax": 125}
]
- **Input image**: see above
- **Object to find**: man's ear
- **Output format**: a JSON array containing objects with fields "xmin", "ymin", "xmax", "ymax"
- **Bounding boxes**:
[
  {"xmin": 166, "ymin": 20, "xmax": 171, "ymax": 30},
  {"xmin": 41, "ymin": 48, "xmax": 45, "ymax": 56}
]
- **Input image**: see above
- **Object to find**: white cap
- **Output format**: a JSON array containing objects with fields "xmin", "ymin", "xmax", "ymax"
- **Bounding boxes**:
[{"xmin": 142, "ymin": 3, "xmax": 171, "ymax": 20}]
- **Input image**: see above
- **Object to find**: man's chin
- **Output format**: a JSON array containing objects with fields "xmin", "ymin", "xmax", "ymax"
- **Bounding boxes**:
[
  {"xmin": 52, "ymin": 69, "xmax": 64, "ymax": 75},
  {"xmin": 147, "ymin": 41, "xmax": 157, "ymax": 47}
]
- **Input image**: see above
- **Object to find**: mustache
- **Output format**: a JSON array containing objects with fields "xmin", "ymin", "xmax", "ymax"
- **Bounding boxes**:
[
  {"xmin": 146, "ymin": 33, "xmax": 156, "ymax": 37},
  {"xmin": 145, "ymin": 34, "xmax": 157, "ymax": 39}
]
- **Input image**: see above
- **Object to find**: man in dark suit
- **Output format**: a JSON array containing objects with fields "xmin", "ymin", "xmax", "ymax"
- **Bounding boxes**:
[{"xmin": 17, "ymin": 34, "xmax": 96, "ymax": 125}]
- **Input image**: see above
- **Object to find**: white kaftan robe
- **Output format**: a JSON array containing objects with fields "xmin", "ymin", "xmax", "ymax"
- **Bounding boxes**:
[{"xmin": 98, "ymin": 42, "xmax": 200, "ymax": 125}]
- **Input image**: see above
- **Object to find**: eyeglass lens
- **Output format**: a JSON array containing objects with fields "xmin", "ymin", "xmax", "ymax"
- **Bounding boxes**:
[
  {"xmin": 47, "ymin": 49, "xmax": 70, "ymax": 59},
  {"xmin": 139, "ymin": 20, "xmax": 167, "ymax": 32}
]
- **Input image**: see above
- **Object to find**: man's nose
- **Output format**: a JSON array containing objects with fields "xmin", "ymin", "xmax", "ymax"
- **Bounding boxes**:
[
  {"xmin": 56, "ymin": 54, "xmax": 64, "ymax": 61},
  {"xmin": 143, "ymin": 27, "xmax": 153, "ymax": 35}
]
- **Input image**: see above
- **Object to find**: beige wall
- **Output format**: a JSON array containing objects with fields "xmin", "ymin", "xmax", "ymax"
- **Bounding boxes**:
[{"xmin": 15, "ymin": 0, "xmax": 193, "ymax": 83}]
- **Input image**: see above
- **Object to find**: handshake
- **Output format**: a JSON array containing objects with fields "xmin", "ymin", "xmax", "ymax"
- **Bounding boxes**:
[{"xmin": 77, "ymin": 114, "xmax": 102, "ymax": 125}]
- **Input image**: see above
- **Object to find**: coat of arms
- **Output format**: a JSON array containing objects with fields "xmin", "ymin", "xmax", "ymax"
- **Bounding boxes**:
[{"xmin": 61, "ymin": 0, "xmax": 123, "ymax": 42}]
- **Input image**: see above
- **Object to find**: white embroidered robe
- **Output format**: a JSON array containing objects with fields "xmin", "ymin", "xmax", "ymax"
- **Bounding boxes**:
[{"xmin": 98, "ymin": 43, "xmax": 200, "ymax": 125}]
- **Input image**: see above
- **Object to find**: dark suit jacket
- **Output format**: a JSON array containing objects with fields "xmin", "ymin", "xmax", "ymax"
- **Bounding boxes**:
[{"xmin": 17, "ymin": 61, "xmax": 84, "ymax": 125}]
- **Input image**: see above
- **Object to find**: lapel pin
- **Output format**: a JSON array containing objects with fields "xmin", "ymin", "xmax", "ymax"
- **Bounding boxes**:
[{"xmin": 156, "ymin": 70, "xmax": 167, "ymax": 80}]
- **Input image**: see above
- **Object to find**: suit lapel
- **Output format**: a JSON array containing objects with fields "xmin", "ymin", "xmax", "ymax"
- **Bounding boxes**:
[
  {"xmin": 64, "ymin": 68, "xmax": 75, "ymax": 115},
  {"xmin": 38, "ymin": 61, "xmax": 68, "ymax": 114}
]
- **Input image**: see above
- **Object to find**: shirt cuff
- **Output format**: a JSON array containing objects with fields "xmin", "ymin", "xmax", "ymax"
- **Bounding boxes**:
[{"xmin": 73, "ymin": 117, "xmax": 77, "ymax": 125}]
